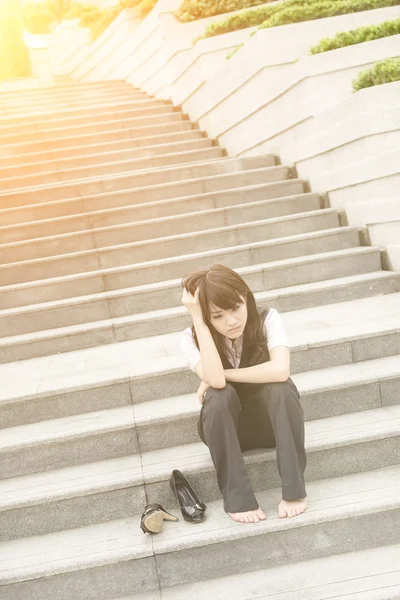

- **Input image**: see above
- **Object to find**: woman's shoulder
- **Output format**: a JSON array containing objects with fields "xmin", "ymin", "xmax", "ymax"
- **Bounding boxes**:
[
  {"xmin": 257, "ymin": 306, "xmax": 280, "ymax": 323},
  {"xmin": 181, "ymin": 326, "xmax": 195, "ymax": 348},
  {"xmin": 263, "ymin": 308, "xmax": 289, "ymax": 348},
  {"xmin": 264, "ymin": 307, "xmax": 280, "ymax": 322}
]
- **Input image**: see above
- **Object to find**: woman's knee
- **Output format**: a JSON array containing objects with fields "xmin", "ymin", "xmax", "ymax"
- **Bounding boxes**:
[
  {"xmin": 262, "ymin": 381, "xmax": 301, "ymax": 409},
  {"xmin": 265, "ymin": 380, "xmax": 299, "ymax": 397},
  {"xmin": 204, "ymin": 383, "xmax": 240, "ymax": 414}
]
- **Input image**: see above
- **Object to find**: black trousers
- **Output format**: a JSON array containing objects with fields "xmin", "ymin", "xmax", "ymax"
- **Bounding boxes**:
[{"xmin": 198, "ymin": 379, "xmax": 307, "ymax": 513}]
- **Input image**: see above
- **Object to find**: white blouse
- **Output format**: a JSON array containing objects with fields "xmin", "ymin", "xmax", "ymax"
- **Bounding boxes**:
[{"xmin": 181, "ymin": 308, "xmax": 289, "ymax": 372}]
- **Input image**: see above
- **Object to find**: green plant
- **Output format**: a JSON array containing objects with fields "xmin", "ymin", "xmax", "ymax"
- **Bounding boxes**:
[
  {"xmin": 22, "ymin": 2, "xmax": 54, "ymax": 34},
  {"xmin": 310, "ymin": 17, "xmax": 400, "ymax": 53},
  {"xmin": 137, "ymin": 0, "xmax": 159, "ymax": 18},
  {"xmin": 195, "ymin": 2, "xmax": 278, "ymax": 41},
  {"xmin": 89, "ymin": 6, "xmax": 120, "ymax": 39},
  {"xmin": 47, "ymin": 0, "xmax": 75, "ymax": 22},
  {"xmin": 87, "ymin": 0, "xmax": 158, "ymax": 39},
  {"xmin": 119, "ymin": 0, "xmax": 143, "ymax": 7},
  {"xmin": 22, "ymin": 0, "xmax": 158, "ymax": 42},
  {"xmin": 260, "ymin": 0, "xmax": 400, "ymax": 29},
  {"xmin": 22, "ymin": 0, "xmax": 85, "ymax": 33},
  {"xmin": 197, "ymin": 0, "xmax": 400, "ymax": 41},
  {"xmin": 352, "ymin": 56, "xmax": 400, "ymax": 89},
  {"xmin": 176, "ymin": 0, "xmax": 269, "ymax": 22}
]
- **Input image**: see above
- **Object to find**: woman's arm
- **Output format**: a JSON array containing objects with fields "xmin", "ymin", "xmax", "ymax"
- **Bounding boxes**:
[
  {"xmin": 224, "ymin": 346, "xmax": 290, "ymax": 384},
  {"xmin": 193, "ymin": 318, "xmax": 226, "ymax": 388},
  {"xmin": 182, "ymin": 288, "xmax": 226, "ymax": 389}
]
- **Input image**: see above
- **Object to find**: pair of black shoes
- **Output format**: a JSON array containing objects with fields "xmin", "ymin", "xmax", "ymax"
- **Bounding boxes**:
[{"xmin": 140, "ymin": 470, "xmax": 207, "ymax": 534}]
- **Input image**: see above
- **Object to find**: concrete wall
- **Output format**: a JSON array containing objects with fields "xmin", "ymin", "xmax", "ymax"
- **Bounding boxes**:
[{"xmin": 52, "ymin": 1, "xmax": 400, "ymax": 268}]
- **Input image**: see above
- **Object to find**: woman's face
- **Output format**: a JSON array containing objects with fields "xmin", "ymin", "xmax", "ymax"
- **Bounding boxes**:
[{"xmin": 208, "ymin": 296, "xmax": 248, "ymax": 339}]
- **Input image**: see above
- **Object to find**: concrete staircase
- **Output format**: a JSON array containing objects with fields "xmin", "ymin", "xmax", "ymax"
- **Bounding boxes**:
[{"xmin": 0, "ymin": 80, "xmax": 400, "ymax": 600}]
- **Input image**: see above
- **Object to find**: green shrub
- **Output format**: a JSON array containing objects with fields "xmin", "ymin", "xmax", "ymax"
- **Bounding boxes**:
[
  {"xmin": 23, "ymin": 1, "xmax": 86, "ymax": 33},
  {"xmin": 259, "ymin": 0, "xmax": 400, "ymax": 29},
  {"xmin": 310, "ymin": 17, "xmax": 400, "ymax": 53},
  {"xmin": 352, "ymin": 56, "xmax": 400, "ymax": 90},
  {"xmin": 22, "ymin": 0, "xmax": 158, "ymax": 42},
  {"xmin": 196, "ymin": 2, "xmax": 278, "ymax": 40},
  {"xmin": 119, "ymin": 0, "xmax": 143, "ymax": 7},
  {"xmin": 87, "ymin": 0, "xmax": 158, "ymax": 39},
  {"xmin": 89, "ymin": 6, "xmax": 120, "ymax": 39},
  {"xmin": 137, "ymin": 0, "xmax": 159, "ymax": 18},
  {"xmin": 176, "ymin": 0, "xmax": 269, "ymax": 23},
  {"xmin": 197, "ymin": 0, "xmax": 324, "ymax": 40},
  {"xmin": 22, "ymin": 2, "xmax": 54, "ymax": 34},
  {"xmin": 198, "ymin": 0, "xmax": 400, "ymax": 40}
]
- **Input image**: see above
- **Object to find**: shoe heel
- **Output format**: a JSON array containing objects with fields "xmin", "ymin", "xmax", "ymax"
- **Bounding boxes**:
[{"xmin": 161, "ymin": 510, "xmax": 179, "ymax": 522}]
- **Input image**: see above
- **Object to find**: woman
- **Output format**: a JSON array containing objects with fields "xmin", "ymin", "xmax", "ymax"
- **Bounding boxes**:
[{"xmin": 181, "ymin": 264, "xmax": 307, "ymax": 524}]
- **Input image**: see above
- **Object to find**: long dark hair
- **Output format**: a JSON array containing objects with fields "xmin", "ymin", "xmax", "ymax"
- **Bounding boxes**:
[{"xmin": 181, "ymin": 264, "xmax": 268, "ymax": 367}]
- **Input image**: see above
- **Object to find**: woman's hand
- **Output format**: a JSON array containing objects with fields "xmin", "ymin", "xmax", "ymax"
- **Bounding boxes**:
[
  {"xmin": 182, "ymin": 287, "xmax": 203, "ymax": 321},
  {"xmin": 196, "ymin": 380, "xmax": 210, "ymax": 405}
]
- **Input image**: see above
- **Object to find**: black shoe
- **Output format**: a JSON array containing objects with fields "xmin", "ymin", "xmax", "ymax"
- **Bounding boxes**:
[
  {"xmin": 169, "ymin": 469, "xmax": 207, "ymax": 523},
  {"xmin": 140, "ymin": 503, "xmax": 179, "ymax": 534}
]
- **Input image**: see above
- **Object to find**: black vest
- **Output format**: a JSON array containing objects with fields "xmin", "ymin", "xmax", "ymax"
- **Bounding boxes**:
[{"xmin": 221, "ymin": 307, "xmax": 270, "ymax": 402}]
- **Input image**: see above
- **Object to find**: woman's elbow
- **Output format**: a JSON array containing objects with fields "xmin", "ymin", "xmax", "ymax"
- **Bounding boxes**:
[
  {"xmin": 281, "ymin": 369, "xmax": 291, "ymax": 382},
  {"xmin": 209, "ymin": 377, "xmax": 226, "ymax": 389},
  {"xmin": 277, "ymin": 366, "xmax": 290, "ymax": 382}
]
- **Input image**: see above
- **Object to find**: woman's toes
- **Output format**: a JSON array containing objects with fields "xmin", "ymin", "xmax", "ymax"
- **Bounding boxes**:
[
  {"xmin": 228, "ymin": 509, "xmax": 266, "ymax": 524},
  {"xmin": 278, "ymin": 499, "xmax": 307, "ymax": 518},
  {"xmin": 278, "ymin": 503, "xmax": 287, "ymax": 518}
]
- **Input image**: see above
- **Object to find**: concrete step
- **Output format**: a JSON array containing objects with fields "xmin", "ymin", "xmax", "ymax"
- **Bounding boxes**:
[
  {"xmin": 0, "ymin": 98, "xmax": 169, "ymax": 131},
  {"xmin": 0, "ymin": 103, "xmax": 180, "ymax": 146},
  {"xmin": 0, "ymin": 146, "xmax": 224, "ymax": 191},
  {"xmin": 0, "ymin": 465, "xmax": 399, "ymax": 599},
  {"xmin": 0, "ymin": 184, "xmax": 320, "ymax": 262},
  {"xmin": 2, "ymin": 400, "xmax": 400, "ymax": 538},
  {"xmin": 0, "ymin": 88, "xmax": 149, "ymax": 113},
  {"xmin": 0, "ymin": 377, "xmax": 399, "ymax": 498},
  {"xmin": 123, "ymin": 270, "xmax": 400, "ymax": 346},
  {"xmin": 1, "ymin": 172, "xmax": 305, "ymax": 231},
  {"xmin": 119, "ymin": 358, "xmax": 400, "ymax": 455},
  {"xmin": 116, "ymin": 544, "xmax": 400, "ymax": 600},
  {"xmin": 0, "ymin": 226, "xmax": 359, "ymax": 307},
  {"xmin": 0, "ymin": 206, "xmax": 337, "ymax": 280},
  {"xmin": 0, "ymin": 127, "xmax": 204, "ymax": 159},
  {"xmin": 0, "ymin": 247, "xmax": 383, "ymax": 337},
  {"xmin": 0, "ymin": 94, "xmax": 154, "ymax": 120},
  {"xmin": 0, "ymin": 80, "xmax": 132, "ymax": 101},
  {"xmin": 1, "ymin": 216, "xmax": 338, "ymax": 288},
  {"xmin": 4, "ymin": 78, "xmax": 397, "ymax": 600},
  {"xmin": 0, "ymin": 111, "xmax": 187, "ymax": 147},
  {"xmin": 1, "ymin": 293, "xmax": 399, "ymax": 428},
  {"xmin": 0, "ymin": 156, "xmax": 275, "ymax": 209},
  {"xmin": 1, "ymin": 270, "xmax": 399, "ymax": 363},
  {"xmin": 1, "ymin": 187, "xmax": 320, "ymax": 248},
  {"xmin": 0, "ymin": 136, "xmax": 214, "ymax": 171}
]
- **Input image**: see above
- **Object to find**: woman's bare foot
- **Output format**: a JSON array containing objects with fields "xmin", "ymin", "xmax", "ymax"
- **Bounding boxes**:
[
  {"xmin": 228, "ymin": 507, "xmax": 267, "ymax": 524},
  {"xmin": 278, "ymin": 498, "xmax": 307, "ymax": 518}
]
